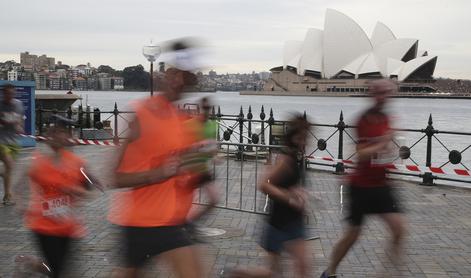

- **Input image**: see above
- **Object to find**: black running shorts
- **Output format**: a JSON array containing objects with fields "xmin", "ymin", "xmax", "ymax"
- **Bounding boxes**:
[
  {"xmin": 346, "ymin": 185, "xmax": 401, "ymax": 226},
  {"xmin": 122, "ymin": 225, "xmax": 193, "ymax": 268}
]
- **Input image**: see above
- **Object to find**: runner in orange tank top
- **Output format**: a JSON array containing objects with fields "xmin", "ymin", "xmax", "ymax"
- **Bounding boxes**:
[
  {"xmin": 109, "ymin": 42, "xmax": 209, "ymax": 278},
  {"xmin": 20, "ymin": 115, "xmax": 99, "ymax": 278}
]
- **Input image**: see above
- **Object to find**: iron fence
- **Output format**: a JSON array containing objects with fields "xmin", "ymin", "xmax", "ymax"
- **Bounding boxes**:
[
  {"xmin": 36, "ymin": 103, "xmax": 133, "ymax": 143},
  {"xmin": 35, "ymin": 103, "xmax": 471, "ymax": 186},
  {"xmin": 194, "ymin": 142, "xmax": 287, "ymax": 215},
  {"xmin": 211, "ymin": 106, "xmax": 471, "ymax": 186}
]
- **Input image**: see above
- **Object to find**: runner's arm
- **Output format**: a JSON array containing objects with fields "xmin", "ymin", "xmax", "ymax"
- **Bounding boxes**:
[
  {"xmin": 356, "ymin": 131, "xmax": 394, "ymax": 161},
  {"xmin": 112, "ymin": 116, "xmax": 179, "ymax": 189},
  {"xmin": 80, "ymin": 166, "xmax": 104, "ymax": 192},
  {"xmin": 259, "ymin": 155, "xmax": 303, "ymax": 208},
  {"xmin": 114, "ymin": 160, "xmax": 179, "ymax": 188}
]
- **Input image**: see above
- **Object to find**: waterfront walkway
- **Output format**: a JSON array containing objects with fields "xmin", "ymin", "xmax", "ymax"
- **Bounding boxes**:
[{"xmin": 1, "ymin": 144, "xmax": 471, "ymax": 277}]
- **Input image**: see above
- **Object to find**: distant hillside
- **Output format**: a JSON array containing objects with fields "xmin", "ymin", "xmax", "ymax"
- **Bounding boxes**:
[{"xmin": 431, "ymin": 78, "xmax": 471, "ymax": 94}]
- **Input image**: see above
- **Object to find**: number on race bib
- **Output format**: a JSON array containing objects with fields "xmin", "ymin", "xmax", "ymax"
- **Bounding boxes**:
[{"xmin": 42, "ymin": 196, "xmax": 72, "ymax": 220}]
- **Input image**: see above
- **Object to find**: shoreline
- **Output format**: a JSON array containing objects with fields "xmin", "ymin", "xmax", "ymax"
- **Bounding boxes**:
[{"xmin": 239, "ymin": 91, "xmax": 471, "ymax": 99}]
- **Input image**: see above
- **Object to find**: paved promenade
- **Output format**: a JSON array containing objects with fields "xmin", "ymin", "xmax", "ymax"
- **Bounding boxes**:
[{"xmin": 1, "ymin": 144, "xmax": 471, "ymax": 277}]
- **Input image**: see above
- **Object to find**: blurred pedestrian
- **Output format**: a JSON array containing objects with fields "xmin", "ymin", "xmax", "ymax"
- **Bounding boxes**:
[
  {"xmin": 22, "ymin": 115, "xmax": 97, "ymax": 278},
  {"xmin": 0, "ymin": 83, "xmax": 24, "ymax": 206},
  {"xmin": 184, "ymin": 97, "xmax": 220, "ymax": 225},
  {"xmin": 226, "ymin": 114, "xmax": 311, "ymax": 277},
  {"xmin": 321, "ymin": 79, "xmax": 407, "ymax": 278},
  {"xmin": 108, "ymin": 40, "xmax": 207, "ymax": 278}
]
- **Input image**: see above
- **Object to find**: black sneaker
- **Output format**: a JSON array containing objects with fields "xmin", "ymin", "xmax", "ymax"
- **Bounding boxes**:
[
  {"xmin": 219, "ymin": 267, "xmax": 233, "ymax": 277},
  {"xmin": 320, "ymin": 270, "xmax": 337, "ymax": 278},
  {"xmin": 2, "ymin": 196, "xmax": 16, "ymax": 206}
]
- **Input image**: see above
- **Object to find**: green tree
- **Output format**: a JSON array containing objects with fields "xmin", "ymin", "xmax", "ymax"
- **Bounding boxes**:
[
  {"xmin": 115, "ymin": 70, "xmax": 124, "ymax": 78},
  {"xmin": 97, "ymin": 65, "xmax": 116, "ymax": 75},
  {"xmin": 122, "ymin": 64, "xmax": 149, "ymax": 91}
]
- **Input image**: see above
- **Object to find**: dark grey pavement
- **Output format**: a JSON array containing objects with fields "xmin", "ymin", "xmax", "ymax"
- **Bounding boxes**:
[{"xmin": 1, "ymin": 144, "xmax": 471, "ymax": 277}]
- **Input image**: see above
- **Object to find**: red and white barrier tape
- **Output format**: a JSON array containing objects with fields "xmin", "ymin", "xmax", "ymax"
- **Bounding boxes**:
[
  {"xmin": 21, "ymin": 135, "xmax": 215, "ymax": 149},
  {"xmin": 21, "ymin": 134, "xmax": 120, "ymax": 146},
  {"xmin": 307, "ymin": 155, "xmax": 471, "ymax": 177},
  {"xmin": 20, "ymin": 135, "xmax": 471, "ymax": 178}
]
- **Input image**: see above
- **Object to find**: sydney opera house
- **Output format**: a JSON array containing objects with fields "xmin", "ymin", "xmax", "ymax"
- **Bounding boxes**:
[{"xmin": 264, "ymin": 9, "xmax": 438, "ymax": 93}]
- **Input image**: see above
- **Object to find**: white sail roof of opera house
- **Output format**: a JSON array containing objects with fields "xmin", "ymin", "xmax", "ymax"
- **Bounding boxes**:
[
  {"xmin": 279, "ymin": 9, "xmax": 437, "ymax": 81},
  {"xmin": 298, "ymin": 28, "xmax": 323, "ymax": 75},
  {"xmin": 323, "ymin": 9, "xmax": 373, "ymax": 78},
  {"xmin": 371, "ymin": 22, "xmax": 396, "ymax": 48},
  {"xmin": 283, "ymin": 40, "xmax": 303, "ymax": 69}
]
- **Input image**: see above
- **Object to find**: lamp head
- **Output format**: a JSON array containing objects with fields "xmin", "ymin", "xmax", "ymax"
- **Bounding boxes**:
[{"xmin": 142, "ymin": 43, "xmax": 161, "ymax": 62}]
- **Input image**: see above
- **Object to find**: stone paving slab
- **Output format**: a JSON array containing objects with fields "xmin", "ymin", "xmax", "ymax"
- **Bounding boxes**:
[{"xmin": 0, "ymin": 144, "xmax": 470, "ymax": 277}]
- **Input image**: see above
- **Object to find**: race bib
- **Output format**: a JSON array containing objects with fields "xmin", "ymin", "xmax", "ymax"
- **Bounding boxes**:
[
  {"xmin": 42, "ymin": 196, "xmax": 72, "ymax": 220},
  {"xmin": 371, "ymin": 148, "xmax": 395, "ymax": 165}
]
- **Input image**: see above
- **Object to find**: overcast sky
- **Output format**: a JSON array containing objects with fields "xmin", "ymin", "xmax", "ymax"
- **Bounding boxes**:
[{"xmin": 1, "ymin": 0, "xmax": 470, "ymax": 79}]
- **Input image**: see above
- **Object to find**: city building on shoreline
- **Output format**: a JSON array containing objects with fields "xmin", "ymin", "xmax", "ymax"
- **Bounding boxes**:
[
  {"xmin": 0, "ymin": 49, "xmax": 467, "ymax": 93},
  {"xmin": 196, "ymin": 70, "xmax": 270, "ymax": 92},
  {"xmin": 0, "ymin": 52, "xmax": 125, "ymax": 91}
]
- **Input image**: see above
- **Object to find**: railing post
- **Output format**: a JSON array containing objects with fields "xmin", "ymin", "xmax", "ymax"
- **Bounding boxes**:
[
  {"xmin": 216, "ymin": 106, "xmax": 222, "ymax": 142},
  {"xmin": 335, "ymin": 111, "xmax": 345, "ymax": 174},
  {"xmin": 93, "ymin": 108, "xmax": 101, "ymax": 128},
  {"xmin": 210, "ymin": 105, "xmax": 215, "ymax": 120},
  {"xmin": 67, "ymin": 106, "xmax": 73, "ymax": 120},
  {"xmin": 303, "ymin": 110, "xmax": 307, "ymax": 170},
  {"xmin": 260, "ymin": 106, "xmax": 266, "ymax": 146},
  {"xmin": 52, "ymin": 109, "xmax": 58, "ymax": 133},
  {"xmin": 78, "ymin": 105, "xmax": 83, "ymax": 139},
  {"xmin": 267, "ymin": 108, "xmax": 274, "ymax": 164},
  {"xmin": 85, "ymin": 105, "xmax": 91, "ymax": 128},
  {"xmin": 113, "ymin": 102, "xmax": 119, "ymax": 144},
  {"xmin": 237, "ymin": 106, "xmax": 244, "ymax": 160},
  {"xmin": 67, "ymin": 106, "xmax": 73, "ymax": 135},
  {"xmin": 37, "ymin": 106, "xmax": 43, "ymax": 136},
  {"xmin": 421, "ymin": 114, "xmax": 435, "ymax": 185},
  {"xmin": 247, "ymin": 106, "xmax": 253, "ymax": 151}
]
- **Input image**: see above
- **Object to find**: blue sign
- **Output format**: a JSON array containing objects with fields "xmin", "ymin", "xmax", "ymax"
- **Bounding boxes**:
[{"xmin": 0, "ymin": 80, "xmax": 36, "ymax": 147}]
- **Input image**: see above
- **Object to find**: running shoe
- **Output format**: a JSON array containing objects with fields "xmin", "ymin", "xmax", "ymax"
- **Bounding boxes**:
[
  {"xmin": 320, "ymin": 270, "xmax": 337, "ymax": 278},
  {"xmin": 219, "ymin": 267, "xmax": 233, "ymax": 277},
  {"xmin": 3, "ymin": 197, "xmax": 16, "ymax": 206},
  {"xmin": 13, "ymin": 255, "xmax": 51, "ymax": 277}
]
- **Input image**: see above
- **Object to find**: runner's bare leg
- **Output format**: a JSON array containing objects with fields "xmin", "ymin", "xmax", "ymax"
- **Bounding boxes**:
[
  {"xmin": 161, "ymin": 246, "xmax": 203, "ymax": 278},
  {"xmin": 111, "ymin": 267, "xmax": 140, "ymax": 278},
  {"xmin": 227, "ymin": 252, "xmax": 280, "ymax": 278},
  {"xmin": 327, "ymin": 225, "xmax": 361, "ymax": 274},
  {"xmin": 380, "ymin": 213, "xmax": 406, "ymax": 265},
  {"xmin": 285, "ymin": 239, "xmax": 311, "ymax": 277},
  {"xmin": 0, "ymin": 151, "xmax": 14, "ymax": 201}
]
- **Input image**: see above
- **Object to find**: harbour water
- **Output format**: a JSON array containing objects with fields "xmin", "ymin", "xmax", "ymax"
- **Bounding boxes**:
[
  {"xmin": 37, "ymin": 90, "xmax": 471, "ymax": 129},
  {"xmin": 37, "ymin": 90, "xmax": 471, "ymax": 186}
]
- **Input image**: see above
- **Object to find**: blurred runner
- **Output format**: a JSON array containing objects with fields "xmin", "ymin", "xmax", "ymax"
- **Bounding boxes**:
[
  {"xmin": 226, "ymin": 114, "xmax": 311, "ymax": 277},
  {"xmin": 108, "ymin": 40, "xmax": 207, "ymax": 278},
  {"xmin": 320, "ymin": 80, "xmax": 407, "ymax": 278},
  {"xmin": 0, "ymin": 83, "xmax": 24, "ymax": 206},
  {"xmin": 21, "ymin": 115, "xmax": 97, "ymax": 278},
  {"xmin": 185, "ymin": 97, "xmax": 219, "ymax": 225}
]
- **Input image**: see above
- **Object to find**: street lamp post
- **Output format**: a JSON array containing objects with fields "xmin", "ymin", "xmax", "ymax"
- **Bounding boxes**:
[{"xmin": 142, "ymin": 42, "xmax": 161, "ymax": 96}]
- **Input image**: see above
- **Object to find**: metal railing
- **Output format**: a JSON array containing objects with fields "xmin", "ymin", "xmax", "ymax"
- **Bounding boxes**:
[
  {"xmin": 212, "ymin": 106, "xmax": 471, "ymax": 186},
  {"xmin": 35, "ymin": 104, "xmax": 471, "ymax": 186},
  {"xmin": 36, "ymin": 103, "xmax": 134, "ymax": 143},
  {"xmin": 194, "ymin": 142, "xmax": 286, "ymax": 215}
]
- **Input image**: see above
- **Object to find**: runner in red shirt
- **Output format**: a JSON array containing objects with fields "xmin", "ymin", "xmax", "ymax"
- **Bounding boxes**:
[{"xmin": 321, "ymin": 80, "xmax": 407, "ymax": 278}]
